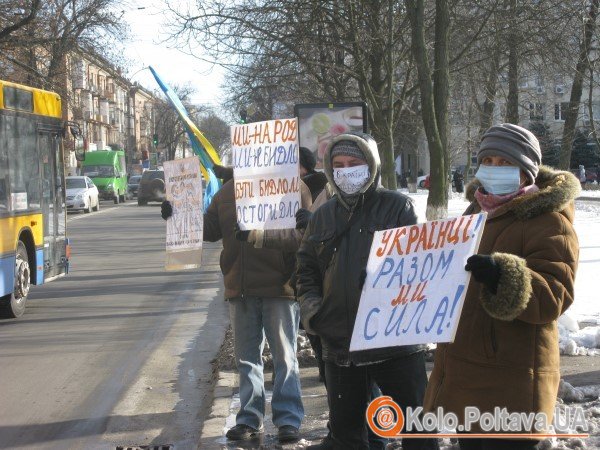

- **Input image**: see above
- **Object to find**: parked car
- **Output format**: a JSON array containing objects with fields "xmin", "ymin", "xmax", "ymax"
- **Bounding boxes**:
[
  {"xmin": 66, "ymin": 176, "xmax": 100, "ymax": 213},
  {"xmin": 417, "ymin": 174, "xmax": 428, "ymax": 188},
  {"xmin": 128, "ymin": 175, "xmax": 142, "ymax": 198},
  {"xmin": 137, "ymin": 169, "xmax": 165, "ymax": 206}
]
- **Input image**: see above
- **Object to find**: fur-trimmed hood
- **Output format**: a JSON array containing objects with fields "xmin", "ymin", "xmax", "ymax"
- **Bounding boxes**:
[
  {"xmin": 323, "ymin": 132, "xmax": 380, "ymax": 209},
  {"xmin": 465, "ymin": 165, "xmax": 581, "ymax": 220}
]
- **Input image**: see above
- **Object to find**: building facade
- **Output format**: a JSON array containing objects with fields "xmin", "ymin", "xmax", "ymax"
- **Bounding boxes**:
[{"xmin": 63, "ymin": 49, "xmax": 158, "ymax": 175}]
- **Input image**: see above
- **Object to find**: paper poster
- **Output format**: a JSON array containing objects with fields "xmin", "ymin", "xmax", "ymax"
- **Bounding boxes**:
[
  {"xmin": 11, "ymin": 193, "xmax": 27, "ymax": 211},
  {"xmin": 349, "ymin": 213, "xmax": 487, "ymax": 351},
  {"xmin": 163, "ymin": 156, "xmax": 203, "ymax": 271},
  {"xmin": 231, "ymin": 118, "xmax": 301, "ymax": 230},
  {"xmin": 295, "ymin": 102, "xmax": 366, "ymax": 168}
]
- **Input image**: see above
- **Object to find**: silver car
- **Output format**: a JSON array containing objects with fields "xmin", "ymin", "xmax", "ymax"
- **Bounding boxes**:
[{"xmin": 66, "ymin": 176, "xmax": 100, "ymax": 213}]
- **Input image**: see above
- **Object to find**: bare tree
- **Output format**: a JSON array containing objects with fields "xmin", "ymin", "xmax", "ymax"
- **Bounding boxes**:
[
  {"xmin": 166, "ymin": 0, "xmax": 417, "ymax": 189},
  {"xmin": 0, "ymin": 0, "xmax": 41, "ymax": 42},
  {"xmin": 199, "ymin": 112, "xmax": 231, "ymax": 156},
  {"xmin": 0, "ymin": 0, "xmax": 127, "ymax": 90},
  {"xmin": 559, "ymin": 0, "xmax": 600, "ymax": 169},
  {"xmin": 407, "ymin": 0, "xmax": 451, "ymax": 219},
  {"xmin": 155, "ymin": 85, "xmax": 201, "ymax": 162}
]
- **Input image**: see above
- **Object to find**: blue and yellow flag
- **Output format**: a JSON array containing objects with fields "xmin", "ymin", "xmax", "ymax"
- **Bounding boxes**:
[{"xmin": 149, "ymin": 66, "xmax": 222, "ymax": 209}]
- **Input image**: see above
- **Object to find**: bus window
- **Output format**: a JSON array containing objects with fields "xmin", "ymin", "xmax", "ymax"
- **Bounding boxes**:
[
  {"xmin": 0, "ymin": 117, "xmax": 7, "ymax": 212},
  {"xmin": 5, "ymin": 117, "xmax": 41, "ymax": 211}
]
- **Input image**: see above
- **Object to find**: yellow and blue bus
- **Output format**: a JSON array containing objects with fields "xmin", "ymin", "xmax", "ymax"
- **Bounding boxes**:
[{"xmin": 0, "ymin": 80, "xmax": 81, "ymax": 318}]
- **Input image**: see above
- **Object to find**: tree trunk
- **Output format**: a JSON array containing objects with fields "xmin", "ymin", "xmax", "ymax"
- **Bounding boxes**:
[
  {"xmin": 407, "ymin": 0, "xmax": 449, "ymax": 220},
  {"xmin": 505, "ymin": 0, "xmax": 520, "ymax": 124},
  {"xmin": 559, "ymin": 0, "xmax": 599, "ymax": 169},
  {"xmin": 432, "ymin": 0, "xmax": 450, "ymax": 203},
  {"xmin": 479, "ymin": 49, "xmax": 501, "ymax": 136}
]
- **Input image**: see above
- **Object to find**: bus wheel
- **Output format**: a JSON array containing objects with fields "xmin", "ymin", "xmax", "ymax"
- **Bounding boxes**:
[
  {"xmin": 0, "ymin": 241, "xmax": 30, "ymax": 318},
  {"xmin": 119, "ymin": 193, "xmax": 126, "ymax": 203}
]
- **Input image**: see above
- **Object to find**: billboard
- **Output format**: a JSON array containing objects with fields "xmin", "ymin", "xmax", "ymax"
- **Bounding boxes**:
[{"xmin": 295, "ymin": 102, "xmax": 368, "ymax": 168}]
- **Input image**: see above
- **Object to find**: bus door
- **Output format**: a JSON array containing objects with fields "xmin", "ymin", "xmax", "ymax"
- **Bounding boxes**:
[{"xmin": 38, "ymin": 128, "xmax": 67, "ymax": 279}]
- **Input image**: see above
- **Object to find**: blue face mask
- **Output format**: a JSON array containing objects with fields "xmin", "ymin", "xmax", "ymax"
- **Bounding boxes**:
[{"xmin": 475, "ymin": 165, "xmax": 521, "ymax": 195}]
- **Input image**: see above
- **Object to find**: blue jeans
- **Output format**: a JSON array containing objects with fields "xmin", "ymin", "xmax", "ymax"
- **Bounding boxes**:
[{"xmin": 229, "ymin": 297, "xmax": 304, "ymax": 429}]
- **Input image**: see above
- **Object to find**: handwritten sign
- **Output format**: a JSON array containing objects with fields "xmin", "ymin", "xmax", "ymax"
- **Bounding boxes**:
[
  {"xmin": 349, "ymin": 213, "xmax": 486, "ymax": 351},
  {"xmin": 163, "ymin": 157, "xmax": 203, "ymax": 271},
  {"xmin": 231, "ymin": 118, "xmax": 301, "ymax": 230}
]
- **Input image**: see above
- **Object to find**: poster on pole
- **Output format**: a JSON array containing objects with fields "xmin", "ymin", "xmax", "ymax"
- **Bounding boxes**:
[
  {"xmin": 231, "ymin": 118, "xmax": 301, "ymax": 230},
  {"xmin": 349, "ymin": 213, "xmax": 487, "ymax": 351},
  {"xmin": 294, "ymin": 102, "xmax": 368, "ymax": 168},
  {"xmin": 163, "ymin": 156, "xmax": 203, "ymax": 271}
]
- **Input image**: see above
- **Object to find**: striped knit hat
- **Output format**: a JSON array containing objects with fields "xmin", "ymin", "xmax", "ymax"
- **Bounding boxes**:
[{"xmin": 330, "ymin": 140, "xmax": 367, "ymax": 162}]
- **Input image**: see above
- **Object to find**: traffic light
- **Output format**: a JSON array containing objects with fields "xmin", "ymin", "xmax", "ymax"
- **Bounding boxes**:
[
  {"xmin": 239, "ymin": 108, "xmax": 247, "ymax": 124},
  {"xmin": 152, "ymin": 133, "xmax": 158, "ymax": 146}
]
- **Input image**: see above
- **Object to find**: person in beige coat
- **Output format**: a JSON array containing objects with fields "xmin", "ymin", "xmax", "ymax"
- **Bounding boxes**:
[{"xmin": 424, "ymin": 123, "xmax": 580, "ymax": 450}]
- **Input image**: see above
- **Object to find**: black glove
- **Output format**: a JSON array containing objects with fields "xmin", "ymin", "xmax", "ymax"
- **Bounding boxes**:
[
  {"xmin": 161, "ymin": 200, "xmax": 172, "ymax": 220},
  {"xmin": 465, "ymin": 254, "xmax": 500, "ymax": 294},
  {"xmin": 213, "ymin": 164, "xmax": 234, "ymax": 183},
  {"xmin": 295, "ymin": 208, "xmax": 312, "ymax": 229},
  {"xmin": 234, "ymin": 224, "xmax": 251, "ymax": 242}
]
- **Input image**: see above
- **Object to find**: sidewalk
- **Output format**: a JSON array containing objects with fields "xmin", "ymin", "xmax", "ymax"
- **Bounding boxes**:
[
  {"xmin": 199, "ymin": 346, "xmax": 600, "ymax": 450},
  {"xmin": 200, "ymin": 365, "xmax": 329, "ymax": 449}
]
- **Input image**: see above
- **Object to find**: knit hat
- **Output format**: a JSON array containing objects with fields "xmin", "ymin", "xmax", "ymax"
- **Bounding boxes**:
[
  {"xmin": 478, "ymin": 123, "xmax": 542, "ymax": 185},
  {"xmin": 299, "ymin": 146, "xmax": 316, "ymax": 173},
  {"xmin": 330, "ymin": 140, "xmax": 367, "ymax": 162}
]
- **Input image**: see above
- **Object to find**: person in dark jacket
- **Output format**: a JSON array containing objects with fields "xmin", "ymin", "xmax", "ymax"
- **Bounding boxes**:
[
  {"xmin": 296, "ymin": 132, "xmax": 437, "ymax": 450},
  {"xmin": 453, "ymin": 168, "xmax": 465, "ymax": 193},
  {"xmin": 162, "ymin": 177, "xmax": 312, "ymax": 444},
  {"xmin": 299, "ymin": 146, "xmax": 328, "ymax": 202}
]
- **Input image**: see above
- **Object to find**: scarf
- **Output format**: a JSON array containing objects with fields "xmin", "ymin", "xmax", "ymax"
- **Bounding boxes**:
[{"xmin": 475, "ymin": 184, "xmax": 540, "ymax": 215}]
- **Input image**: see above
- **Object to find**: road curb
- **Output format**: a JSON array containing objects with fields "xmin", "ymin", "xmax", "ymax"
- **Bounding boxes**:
[{"xmin": 198, "ymin": 371, "xmax": 236, "ymax": 447}]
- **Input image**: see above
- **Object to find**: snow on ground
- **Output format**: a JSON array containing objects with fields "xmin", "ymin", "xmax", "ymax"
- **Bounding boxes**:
[
  {"xmin": 403, "ymin": 188, "xmax": 600, "ymax": 357},
  {"xmin": 580, "ymin": 186, "xmax": 600, "ymax": 198}
]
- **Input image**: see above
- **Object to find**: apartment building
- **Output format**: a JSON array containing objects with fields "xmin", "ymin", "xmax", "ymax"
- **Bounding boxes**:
[{"xmin": 63, "ymin": 49, "xmax": 158, "ymax": 175}]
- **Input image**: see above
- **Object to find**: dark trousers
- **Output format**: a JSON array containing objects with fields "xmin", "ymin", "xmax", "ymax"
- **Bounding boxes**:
[
  {"xmin": 307, "ymin": 332, "xmax": 325, "ymax": 379},
  {"xmin": 459, "ymin": 438, "xmax": 539, "ymax": 450},
  {"xmin": 324, "ymin": 351, "xmax": 438, "ymax": 450}
]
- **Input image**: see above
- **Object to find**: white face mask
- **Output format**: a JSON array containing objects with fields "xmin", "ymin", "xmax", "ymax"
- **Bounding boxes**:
[
  {"xmin": 475, "ymin": 165, "xmax": 521, "ymax": 195},
  {"xmin": 333, "ymin": 164, "xmax": 370, "ymax": 195}
]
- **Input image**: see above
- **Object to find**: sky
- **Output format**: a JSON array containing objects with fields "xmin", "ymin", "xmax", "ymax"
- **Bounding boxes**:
[{"xmin": 121, "ymin": 0, "xmax": 226, "ymax": 110}]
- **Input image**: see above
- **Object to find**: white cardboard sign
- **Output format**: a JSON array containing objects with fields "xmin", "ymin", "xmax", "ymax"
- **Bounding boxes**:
[
  {"xmin": 163, "ymin": 157, "xmax": 203, "ymax": 271},
  {"xmin": 349, "ymin": 213, "xmax": 487, "ymax": 351},
  {"xmin": 231, "ymin": 118, "xmax": 301, "ymax": 230}
]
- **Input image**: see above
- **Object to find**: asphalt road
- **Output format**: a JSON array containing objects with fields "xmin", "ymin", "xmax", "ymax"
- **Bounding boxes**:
[{"xmin": 0, "ymin": 199, "xmax": 228, "ymax": 450}]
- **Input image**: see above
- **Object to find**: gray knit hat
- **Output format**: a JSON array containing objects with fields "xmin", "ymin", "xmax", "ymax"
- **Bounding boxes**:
[
  {"xmin": 478, "ymin": 123, "xmax": 542, "ymax": 185},
  {"xmin": 330, "ymin": 140, "xmax": 367, "ymax": 162}
]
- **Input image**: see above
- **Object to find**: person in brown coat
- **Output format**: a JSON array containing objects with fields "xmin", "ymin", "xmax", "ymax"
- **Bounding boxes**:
[
  {"xmin": 162, "ymin": 175, "xmax": 312, "ymax": 443},
  {"xmin": 424, "ymin": 123, "xmax": 580, "ymax": 450}
]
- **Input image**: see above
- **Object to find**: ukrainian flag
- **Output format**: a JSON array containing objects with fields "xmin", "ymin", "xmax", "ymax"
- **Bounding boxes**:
[{"xmin": 149, "ymin": 66, "xmax": 222, "ymax": 209}]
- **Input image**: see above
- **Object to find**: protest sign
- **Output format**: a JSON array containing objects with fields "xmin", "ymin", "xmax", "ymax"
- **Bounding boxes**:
[
  {"xmin": 231, "ymin": 118, "xmax": 301, "ymax": 230},
  {"xmin": 163, "ymin": 156, "xmax": 203, "ymax": 271},
  {"xmin": 349, "ymin": 213, "xmax": 487, "ymax": 351}
]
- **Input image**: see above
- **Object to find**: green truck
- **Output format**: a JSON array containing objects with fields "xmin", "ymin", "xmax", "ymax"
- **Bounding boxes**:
[{"xmin": 80, "ymin": 150, "xmax": 128, "ymax": 203}]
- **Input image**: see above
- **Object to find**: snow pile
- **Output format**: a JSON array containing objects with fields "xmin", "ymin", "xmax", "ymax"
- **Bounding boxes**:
[
  {"xmin": 558, "ymin": 380, "xmax": 600, "ymax": 403},
  {"xmin": 559, "ymin": 314, "xmax": 600, "ymax": 357},
  {"xmin": 540, "ymin": 384, "xmax": 600, "ymax": 450}
]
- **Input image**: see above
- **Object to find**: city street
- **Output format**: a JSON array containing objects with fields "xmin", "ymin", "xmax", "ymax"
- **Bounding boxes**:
[{"xmin": 0, "ymin": 201, "xmax": 228, "ymax": 450}]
